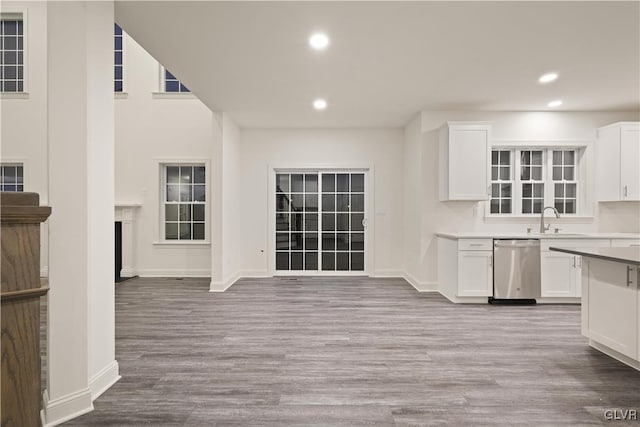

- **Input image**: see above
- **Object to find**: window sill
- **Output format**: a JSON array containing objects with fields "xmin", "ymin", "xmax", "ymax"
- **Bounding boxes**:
[
  {"xmin": 484, "ymin": 215, "xmax": 594, "ymax": 224},
  {"xmin": 114, "ymin": 92, "xmax": 129, "ymax": 99},
  {"xmin": 1, "ymin": 92, "xmax": 29, "ymax": 100},
  {"xmin": 153, "ymin": 240, "xmax": 210, "ymax": 247},
  {"xmin": 152, "ymin": 92, "xmax": 196, "ymax": 100}
]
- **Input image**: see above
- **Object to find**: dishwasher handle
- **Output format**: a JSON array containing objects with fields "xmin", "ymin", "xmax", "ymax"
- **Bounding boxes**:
[{"xmin": 494, "ymin": 240, "xmax": 540, "ymax": 249}]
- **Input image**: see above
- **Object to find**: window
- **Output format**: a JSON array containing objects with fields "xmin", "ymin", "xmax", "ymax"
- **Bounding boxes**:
[
  {"xmin": 163, "ymin": 68, "xmax": 190, "ymax": 93},
  {"xmin": 1, "ymin": 16, "xmax": 24, "ymax": 93},
  {"xmin": 490, "ymin": 148, "xmax": 580, "ymax": 215},
  {"xmin": 114, "ymin": 23, "xmax": 123, "ymax": 92},
  {"xmin": 0, "ymin": 163, "xmax": 24, "ymax": 191},
  {"xmin": 163, "ymin": 165, "xmax": 206, "ymax": 240},
  {"xmin": 552, "ymin": 150, "xmax": 577, "ymax": 214}
]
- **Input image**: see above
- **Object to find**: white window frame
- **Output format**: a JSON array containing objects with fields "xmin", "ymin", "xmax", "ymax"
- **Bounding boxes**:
[
  {"xmin": 0, "ymin": 9, "xmax": 28, "ymax": 98},
  {"xmin": 486, "ymin": 143, "xmax": 586, "ymax": 218},
  {"xmin": 155, "ymin": 159, "xmax": 210, "ymax": 245},
  {"xmin": 267, "ymin": 163, "xmax": 374, "ymax": 277}
]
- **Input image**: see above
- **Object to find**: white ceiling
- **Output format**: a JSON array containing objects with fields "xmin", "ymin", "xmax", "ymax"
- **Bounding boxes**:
[{"xmin": 115, "ymin": 1, "xmax": 640, "ymax": 128}]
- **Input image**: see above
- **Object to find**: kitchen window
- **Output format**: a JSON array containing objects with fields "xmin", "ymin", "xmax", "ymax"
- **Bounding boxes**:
[
  {"xmin": 162, "ymin": 164, "xmax": 206, "ymax": 241},
  {"xmin": 489, "ymin": 148, "xmax": 580, "ymax": 215}
]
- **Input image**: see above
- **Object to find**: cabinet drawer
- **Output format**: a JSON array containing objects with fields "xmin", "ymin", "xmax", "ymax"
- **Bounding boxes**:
[
  {"xmin": 458, "ymin": 239, "xmax": 493, "ymax": 251},
  {"xmin": 611, "ymin": 239, "xmax": 640, "ymax": 247},
  {"xmin": 540, "ymin": 239, "xmax": 609, "ymax": 252}
]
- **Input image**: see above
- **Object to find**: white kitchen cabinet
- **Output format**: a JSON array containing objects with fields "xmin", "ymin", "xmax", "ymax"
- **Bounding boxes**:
[
  {"xmin": 457, "ymin": 250, "xmax": 493, "ymax": 297},
  {"xmin": 540, "ymin": 238, "xmax": 609, "ymax": 299},
  {"xmin": 596, "ymin": 122, "xmax": 640, "ymax": 201},
  {"xmin": 611, "ymin": 239, "xmax": 640, "ymax": 248},
  {"xmin": 541, "ymin": 251, "xmax": 581, "ymax": 297},
  {"xmin": 439, "ymin": 122, "xmax": 491, "ymax": 201},
  {"xmin": 583, "ymin": 259, "xmax": 638, "ymax": 360}
]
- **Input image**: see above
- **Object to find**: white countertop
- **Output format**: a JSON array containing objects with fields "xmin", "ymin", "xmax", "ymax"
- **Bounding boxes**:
[
  {"xmin": 550, "ymin": 247, "xmax": 640, "ymax": 265},
  {"xmin": 436, "ymin": 231, "xmax": 640, "ymax": 240}
]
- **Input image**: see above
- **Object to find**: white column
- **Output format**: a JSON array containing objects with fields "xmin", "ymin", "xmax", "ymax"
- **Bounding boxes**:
[
  {"xmin": 115, "ymin": 205, "xmax": 140, "ymax": 277},
  {"xmin": 45, "ymin": 2, "xmax": 118, "ymax": 425}
]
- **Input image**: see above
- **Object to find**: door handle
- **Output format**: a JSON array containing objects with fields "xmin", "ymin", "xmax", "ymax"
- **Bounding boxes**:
[
  {"xmin": 361, "ymin": 217, "xmax": 367, "ymax": 228},
  {"xmin": 627, "ymin": 266, "xmax": 633, "ymax": 287}
]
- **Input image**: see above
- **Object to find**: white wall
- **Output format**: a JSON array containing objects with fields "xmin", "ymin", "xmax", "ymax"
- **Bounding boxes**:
[
  {"xmin": 114, "ymin": 32, "xmax": 219, "ymax": 277},
  {"xmin": 239, "ymin": 128, "xmax": 405, "ymax": 276},
  {"xmin": 0, "ymin": 1, "xmax": 49, "ymax": 274},
  {"xmin": 404, "ymin": 110, "xmax": 640, "ymax": 287}
]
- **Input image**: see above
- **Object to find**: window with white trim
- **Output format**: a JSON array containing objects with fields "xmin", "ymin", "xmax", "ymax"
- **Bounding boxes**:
[
  {"xmin": 489, "ymin": 148, "xmax": 580, "ymax": 215},
  {"xmin": 0, "ymin": 163, "xmax": 24, "ymax": 191},
  {"xmin": 1, "ymin": 15, "xmax": 24, "ymax": 93},
  {"xmin": 163, "ymin": 165, "xmax": 206, "ymax": 240},
  {"xmin": 162, "ymin": 67, "xmax": 190, "ymax": 93},
  {"xmin": 114, "ymin": 23, "xmax": 124, "ymax": 92}
]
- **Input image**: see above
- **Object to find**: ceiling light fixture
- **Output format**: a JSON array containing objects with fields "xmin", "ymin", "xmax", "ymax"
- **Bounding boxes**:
[
  {"xmin": 539, "ymin": 72, "xmax": 558, "ymax": 84},
  {"xmin": 309, "ymin": 33, "xmax": 330, "ymax": 50},
  {"xmin": 313, "ymin": 99, "xmax": 327, "ymax": 110},
  {"xmin": 548, "ymin": 100, "xmax": 563, "ymax": 108}
]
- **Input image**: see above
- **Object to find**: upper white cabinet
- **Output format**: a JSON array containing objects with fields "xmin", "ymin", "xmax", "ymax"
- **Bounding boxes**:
[
  {"xmin": 439, "ymin": 122, "xmax": 491, "ymax": 201},
  {"xmin": 596, "ymin": 122, "xmax": 640, "ymax": 201}
]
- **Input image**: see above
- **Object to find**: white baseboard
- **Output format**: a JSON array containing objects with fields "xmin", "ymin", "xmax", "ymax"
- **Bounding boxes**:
[
  {"xmin": 403, "ymin": 272, "xmax": 438, "ymax": 292},
  {"xmin": 372, "ymin": 269, "xmax": 404, "ymax": 277},
  {"xmin": 210, "ymin": 270, "xmax": 271, "ymax": 292},
  {"xmin": 41, "ymin": 388, "xmax": 93, "ymax": 427},
  {"xmin": 89, "ymin": 360, "xmax": 121, "ymax": 400},
  {"xmin": 137, "ymin": 269, "xmax": 210, "ymax": 278},
  {"xmin": 120, "ymin": 267, "xmax": 136, "ymax": 278}
]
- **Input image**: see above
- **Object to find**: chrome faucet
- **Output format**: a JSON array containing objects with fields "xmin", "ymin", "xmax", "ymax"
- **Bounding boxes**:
[{"xmin": 539, "ymin": 206, "xmax": 560, "ymax": 233}]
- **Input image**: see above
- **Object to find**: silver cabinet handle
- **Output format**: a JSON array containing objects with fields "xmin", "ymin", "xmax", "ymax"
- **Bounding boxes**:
[
  {"xmin": 489, "ymin": 255, "xmax": 493, "ymax": 267},
  {"xmin": 627, "ymin": 266, "xmax": 633, "ymax": 287},
  {"xmin": 470, "ymin": 243, "xmax": 483, "ymax": 247},
  {"xmin": 573, "ymin": 257, "xmax": 576, "ymax": 268},
  {"xmin": 624, "ymin": 185, "xmax": 628, "ymax": 198}
]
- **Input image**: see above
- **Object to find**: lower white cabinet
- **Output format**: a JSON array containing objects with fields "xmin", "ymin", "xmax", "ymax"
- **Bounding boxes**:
[
  {"xmin": 541, "ymin": 252, "xmax": 581, "ymax": 297},
  {"xmin": 458, "ymin": 250, "xmax": 493, "ymax": 297},
  {"xmin": 583, "ymin": 259, "xmax": 638, "ymax": 360}
]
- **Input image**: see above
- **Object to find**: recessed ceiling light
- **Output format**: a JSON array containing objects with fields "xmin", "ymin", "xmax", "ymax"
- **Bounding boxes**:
[
  {"xmin": 548, "ymin": 100, "xmax": 563, "ymax": 108},
  {"xmin": 539, "ymin": 72, "xmax": 558, "ymax": 83},
  {"xmin": 309, "ymin": 33, "xmax": 329, "ymax": 50},
  {"xmin": 313, "ymin": 99, "xmax": 327, "ymax": 110}
]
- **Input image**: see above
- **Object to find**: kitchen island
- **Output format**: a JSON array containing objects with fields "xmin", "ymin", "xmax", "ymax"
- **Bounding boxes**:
[{"xmin": 551, "ymin": 247, "xmax": 640, "ymax": 370}]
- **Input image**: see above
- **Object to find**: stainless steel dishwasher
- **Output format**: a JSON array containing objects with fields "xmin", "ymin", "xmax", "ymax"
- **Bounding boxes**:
[{"xmin": 492, "ymin": 239, "xmax": 541, "ymax": 303}]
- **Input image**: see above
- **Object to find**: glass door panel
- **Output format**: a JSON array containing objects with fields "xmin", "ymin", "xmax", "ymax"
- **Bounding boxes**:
[
  {"xmin": 275, "ymin": 172, "xmax": 318, "ymax": 271},
  {"xmin": 276, "ymin": 171, "xmax": 365, "ymax": 273}
]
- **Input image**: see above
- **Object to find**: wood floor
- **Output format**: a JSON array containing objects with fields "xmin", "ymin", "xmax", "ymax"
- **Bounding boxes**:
[{"xmin": 63, "ymin": 277, "xmax": 640, "ymax": 426}]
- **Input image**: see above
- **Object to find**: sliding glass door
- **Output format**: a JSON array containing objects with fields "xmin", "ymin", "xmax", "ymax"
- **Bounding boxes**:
[{"xmin": 275, "ymin": 171, "xmax": 366, "ymax": 273}]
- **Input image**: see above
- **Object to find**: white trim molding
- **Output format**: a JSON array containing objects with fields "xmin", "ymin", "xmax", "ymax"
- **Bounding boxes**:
[
  {"xmin": 88, "ymin": 360, "xmax": 121, "ymax": 401},
  {"xmin": 41, "ymin": 388, "xmax": 93, "ymax": 427},
  {"xmin": 403, "ymin": 272, "xmax": 438, "ymax": 292},
  {"xmin": 209, "ymin": 270, "xmax": 271, "ymax": 292},
  {"xmin": 137, "ymin": 268, "xmax": 211, "ymax": 278}
]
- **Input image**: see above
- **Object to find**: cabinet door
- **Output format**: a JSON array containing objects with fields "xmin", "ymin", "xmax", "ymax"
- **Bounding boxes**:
[
  {"xmin": 457, "ymin": 251, "xmax": 493, "ymax": 297},
  {"xmin": 586, "ymin": 260, "xmax": 638, "ymax": 359},
  {"xmin": 541, "ymin": 252, "xmax": 578, "ymax": 297},
  {"xmin": 449, "ymin": 126, "xmax": 490, "ymax": 200},
  {"xmin": 620, "ymin": 126, "xmax": 640, "ymax": 200}
]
